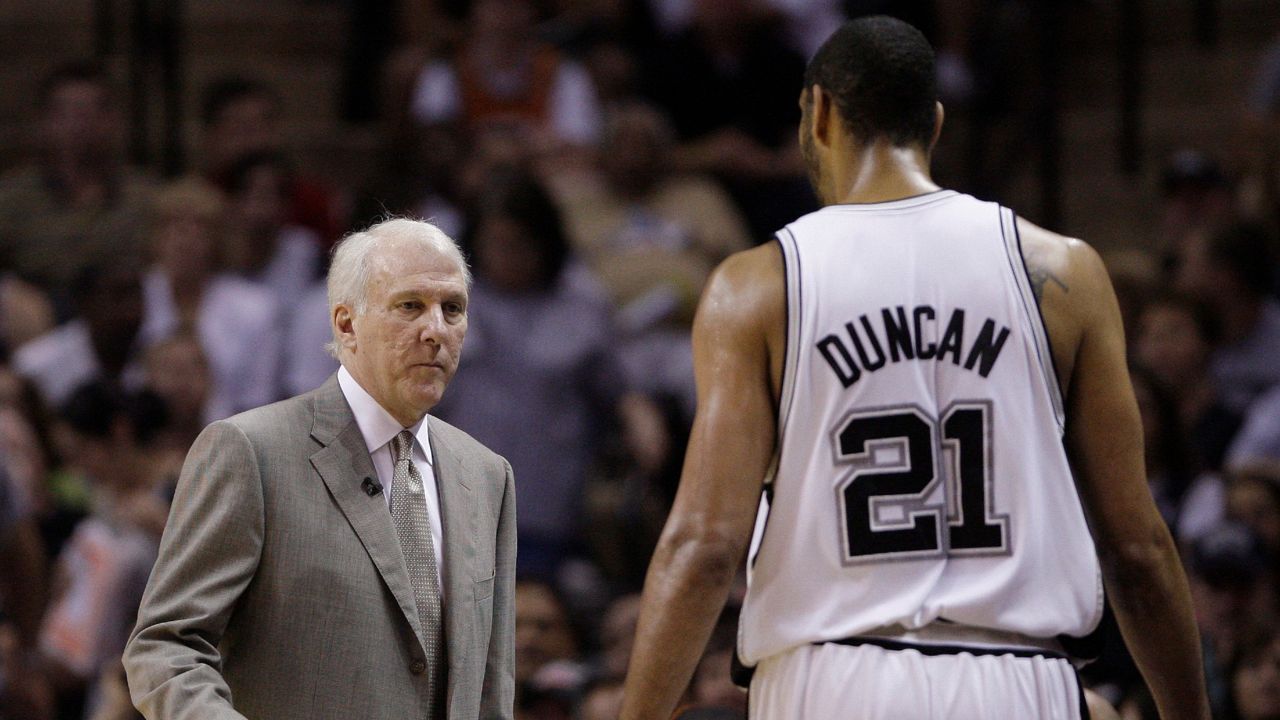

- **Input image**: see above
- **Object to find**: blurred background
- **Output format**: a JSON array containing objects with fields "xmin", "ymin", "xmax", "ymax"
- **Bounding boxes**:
[{"xmin": 0, "ymin": 0, "xmax": 1278, "ymax": 718}]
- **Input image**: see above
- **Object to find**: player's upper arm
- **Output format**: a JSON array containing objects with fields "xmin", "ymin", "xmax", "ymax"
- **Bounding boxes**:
[
  {"xmin": 662, "ymin": 244, "xmax": 783, "ymax": 552},
  {"xmin": 1056, "ymin": 242, "xmax": 1165, "ymax": 550}
]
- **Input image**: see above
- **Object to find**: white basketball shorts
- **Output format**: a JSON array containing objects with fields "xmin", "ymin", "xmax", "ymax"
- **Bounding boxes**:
[{"xmin": 748, "ymin": 639, "xmax": 1086, "ymax": 720}]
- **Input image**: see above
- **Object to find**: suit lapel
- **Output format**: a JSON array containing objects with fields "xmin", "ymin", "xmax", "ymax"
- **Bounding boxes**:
[
  {"xmin": 309, "ymin": 377, "xmax": 429, "ymax": 654},
  {"xmin": 427, "ymin": 418, "xmax": 475, "ymax": 689}
]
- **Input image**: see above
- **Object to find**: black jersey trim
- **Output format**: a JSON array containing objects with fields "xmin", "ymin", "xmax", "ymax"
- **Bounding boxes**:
[
  {"xmin": 1010, "ymin": 213, "xmax": 1067, "ymax": 411},
  {"xmin": 1057, "ymin": 599, "xmax": 1110, "ymax": 664},
  {"xmin": 1077, "ymin": 669, "xmax": 1092, "ymax": 720},
  {"xmin": 826, "ymin": 189, "xmax": 957, "ymax": 209},
  {"xmin": 1006, "ymin": 209, "xmax": 1108, "ymax": 647},
  {"xmin": 735, "ymin": 231, "xmax": 800, "ymax": 688},
  {"xmin": 998, "ymin": 207, "xmax": 1065, "ymax": 429},
  {"xmin": 821, "ymin": 635, "xmax": 1073, "ymax": 662},
  {"xmin": 730, "ymin": 647, "xmax": 756, "ymax": 689}
]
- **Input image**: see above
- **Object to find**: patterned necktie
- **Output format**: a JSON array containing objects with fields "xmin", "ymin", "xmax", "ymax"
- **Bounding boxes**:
[{"xmin": 391, "ymin": 430, "xmax": 444, "ymax": 713}]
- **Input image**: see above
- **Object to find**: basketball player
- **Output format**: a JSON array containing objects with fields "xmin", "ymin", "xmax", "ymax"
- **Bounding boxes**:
[{"xmin": 620, "ymin": 16, "xmax": 1209, "ymax": 720}]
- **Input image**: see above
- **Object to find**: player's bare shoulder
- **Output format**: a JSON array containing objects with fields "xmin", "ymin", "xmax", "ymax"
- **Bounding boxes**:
[
  {"xmin": 696, "ymin": 242, "xmax": 787, "ymax": 396},
  {"xmin": 1014, "ymin": 216, "xmax": 1115, "ymax": 388}
]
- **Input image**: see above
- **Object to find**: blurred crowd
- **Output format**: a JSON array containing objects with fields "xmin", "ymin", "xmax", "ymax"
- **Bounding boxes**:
[{"xmin": 0, "ymin": 1, "xmax": 1278, "ymax": 719}]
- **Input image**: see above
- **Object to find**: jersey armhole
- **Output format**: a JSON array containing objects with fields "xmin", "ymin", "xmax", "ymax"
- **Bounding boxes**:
[
  {"xmin": 775, "ymin": 228, "xmax": 803, "ymax": 442},
  {"xmin": 999, "ymin": 208, "xmax": 1067, "ymax": 432},
  {"xmin": 747, "ymin": 229, "xmax": 801, "ymax": 572},
  {"xmin": 737, "ymin": 230, "xmax": 803, "ymax": 678}
]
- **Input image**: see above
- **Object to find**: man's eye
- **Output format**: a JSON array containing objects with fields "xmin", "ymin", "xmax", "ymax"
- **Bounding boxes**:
[
  {"xmin": 399, "ymin": 301, "xmax": 421, "ymax": 311},
  {"xmin": 445, "ymin": 302, "xmax": 464, "ymax": 315}
]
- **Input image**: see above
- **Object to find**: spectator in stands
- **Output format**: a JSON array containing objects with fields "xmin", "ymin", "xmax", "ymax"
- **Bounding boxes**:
[
  {"xmin": 410, "ymin": 0, "xmax": 603, "ymax": 150},
  {"xmin": 0, "ymin": 61, "xmax": 153, "ymax": 317},
  {"xmin": 224, "ymin": 151, "xmax": 324, "ymax": 307},
  {"xmin": 0, "ymin": 371, "xmax": 56, "ymax": 527},
  {"xmin": 515, "ymin": 578, "xmax": 587, "ymax": 713},
  {"xmin": 1130, "ymin": 366, "xmax": 1204, "ymax": 537},
  {"xmin": 1101, "ymin": 248, "xmax": 1160, "ymax": 359},
  {"xmin": 551, "ymin": 102, "xmax": 751, "ymax": 411},
  {"xmin": 0, "ymin": 461, "xmax": 47, "ymax": 649},
  {"xmin": 140, "ymin": 332, "xmax": 211, "ymax": 457},
  {"xmin": 0, "ymin": 275, "xmax": 56, "ymax": 358},
  {"xmin": 40, "ymin": 383, "xmax": 168, "ymax": 718},
  {"xmin": 0, "ymin": 613, "xmax": 53, "ymax": 720},
  {"xmin": 1226, "ymin": 621, "xmax": 1280, "ymax": 720},
  {"xmin": 595, "ymin": 592, "xmax": 642, "ymax": 680},
  {"xmin": 641, "ymin": 0, "xmax": 813, "ymax": 237},
  {"xmin": 1226, "ymin": 464, "xmax": 1280, "ymax": 564},
  {"xmin": 282, "ymin": 282, "xmax": 339, "ymax": 398},
  {"xmin": 199, "ymin": 76, "xmax": 345, "ymax": 246},
  {"xmin": 435, "ymin": 172, "xmax": 658, "ymax": 578},
  {"xmin": 1241, "ymin": 34, "xmax": 1280, "ymax": 228},
  {"xmin": 1135, "ymin": 293, "xmax": 1240, "ymax": 471},
  {"xmin": 1228, "ymin": 385, "xmax": 1280, "ymax": 469},
  {"xmin": 1186, "ymin": 523, "xmax": 1277, "ymax": 717},
  {"xmin": 138, "ymin": 178, "xmax": 281, "ymax": 422},
  {"xmin": 13, "ymin": 263, "xmax": 146, "ymax": 409},
  {"xmin": 555, "ymin": 102, "xmax": 750, "ymax": 324},
  {"xmin": 352, "ymin": 119, "xmax": 468, "ymax": 239},
  {"xmin": 1158, "ymin": 150, "xmax": 1237, "ymax": 258},
  {"xmin": 1174, "ymin": 222, "xmax": 1280, "ymax": 413}
]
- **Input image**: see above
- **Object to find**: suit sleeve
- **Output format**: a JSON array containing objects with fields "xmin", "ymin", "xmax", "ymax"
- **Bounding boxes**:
[
  {"xmin": 123, "ymin": 421, "xmax": 263, "ymax": 720},
  {"xmin": 480, "ymin": 458, "xmax": 516, "ymax": 720}
]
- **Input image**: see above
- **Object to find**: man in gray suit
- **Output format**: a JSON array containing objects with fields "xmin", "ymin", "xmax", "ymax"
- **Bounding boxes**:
[{"xmin": 124, "ymin": 218, "xmax": 516, "ymax": 719}]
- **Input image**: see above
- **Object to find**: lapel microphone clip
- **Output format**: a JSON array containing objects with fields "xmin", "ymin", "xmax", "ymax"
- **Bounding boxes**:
[{"xmin": 361, "ymin": 477, "xmax": 383, "ymax": 497}]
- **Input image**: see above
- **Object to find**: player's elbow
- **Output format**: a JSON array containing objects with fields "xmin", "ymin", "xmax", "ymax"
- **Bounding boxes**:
[
  {"xmin": 1098, "ymin": 527, "xmax": 1179, "ymax": 587},
  {"xmin": 657, "ymin": 519, "xmax": 743, "ymax": 589}
]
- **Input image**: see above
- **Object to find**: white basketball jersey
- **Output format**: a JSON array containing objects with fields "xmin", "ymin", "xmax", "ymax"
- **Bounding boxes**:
[{"xmin": 739, "ymin": 190, "xmax": 1104, "ymax": 667}]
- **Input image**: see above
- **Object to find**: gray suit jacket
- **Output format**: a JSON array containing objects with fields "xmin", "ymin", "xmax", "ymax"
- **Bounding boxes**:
[{"xmin": 124, "ymin": 376, "xmax": 516, "ymax": 719}]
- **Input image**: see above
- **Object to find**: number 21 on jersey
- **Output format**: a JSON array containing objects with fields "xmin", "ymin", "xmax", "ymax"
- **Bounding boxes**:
[{"xmin": 832, "ymin": 401, "xmax": 1011, "ymax": 563}]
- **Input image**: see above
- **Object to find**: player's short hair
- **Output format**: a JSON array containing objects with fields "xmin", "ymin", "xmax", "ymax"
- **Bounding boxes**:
[{"xmin": 804, "ymin": 15, "xmax": 937, "ymax": 148}]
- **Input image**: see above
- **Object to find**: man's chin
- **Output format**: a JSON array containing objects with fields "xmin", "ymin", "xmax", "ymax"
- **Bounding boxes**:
[{"xmin": 403, "ymin": 383, "xmax": 446, "ymax": 415}]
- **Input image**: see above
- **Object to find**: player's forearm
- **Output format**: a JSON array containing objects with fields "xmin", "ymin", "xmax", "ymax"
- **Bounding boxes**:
[
  {"xmin": 1101, "ymin": 530, "xmax": 1210, "ymax": 720},
  {"xmin": 621, "ymin": 528, "xmax": 740, "ymax": 720}
]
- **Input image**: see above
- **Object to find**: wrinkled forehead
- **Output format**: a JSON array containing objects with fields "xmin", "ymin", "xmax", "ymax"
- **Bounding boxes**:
[{"xmin": 365, "ymin": 238, "xmax": 467, "ymax": 290}]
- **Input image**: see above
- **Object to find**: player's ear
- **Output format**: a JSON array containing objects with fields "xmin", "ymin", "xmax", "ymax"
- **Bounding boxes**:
[
  {"xmin": 810, "ymin": 84, "xmax": 833, "ymax": 149},
  {"xmin": 929, "ymin": 101, "xmax": 945, "ymax": 152}
]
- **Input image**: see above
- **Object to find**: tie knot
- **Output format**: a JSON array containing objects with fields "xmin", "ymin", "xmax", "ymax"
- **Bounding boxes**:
[{"xmin": 393, "ymin": 430, "xmax": 415, "ymax": 463}]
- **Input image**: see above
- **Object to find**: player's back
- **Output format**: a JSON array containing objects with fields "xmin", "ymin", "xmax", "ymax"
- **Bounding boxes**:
[{"xmin": 740, "ymin": 190, "xmax": 1104, "ymax": 666}]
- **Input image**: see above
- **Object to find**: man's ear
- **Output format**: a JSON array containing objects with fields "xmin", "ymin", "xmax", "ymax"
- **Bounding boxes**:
[
  {"xmin": 810, "ymin": 84, "xmax": 834, "ymax": 150},
  {"xmin": 929, "ymin": 101, "xmax": 945, "ymax": 153},
  {"xmin": 333, "ymin": 304, "xmax": 357, "ymax": 351}
]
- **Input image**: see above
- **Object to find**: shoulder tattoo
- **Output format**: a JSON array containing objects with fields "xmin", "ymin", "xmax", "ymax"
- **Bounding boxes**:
[{"xmin": 1027, "ymin": 265, "xmax": 1069, "ymax": 302}]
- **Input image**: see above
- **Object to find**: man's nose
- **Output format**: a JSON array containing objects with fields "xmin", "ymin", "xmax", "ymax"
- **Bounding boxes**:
[{"xmin": 417, "ymin": 305, "xmax": 446, "ymax": 342}]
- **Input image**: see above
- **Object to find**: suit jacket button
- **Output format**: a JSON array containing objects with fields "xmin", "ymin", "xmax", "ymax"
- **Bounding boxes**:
[{"xmin": 411, "ymin": 659, "xmax": 427, "ymax": 675}]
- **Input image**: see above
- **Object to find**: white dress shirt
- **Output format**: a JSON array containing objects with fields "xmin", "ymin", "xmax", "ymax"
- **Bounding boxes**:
[{"xmin": 337, "ymin": 366, "xmax": 445, "ymax": 592}]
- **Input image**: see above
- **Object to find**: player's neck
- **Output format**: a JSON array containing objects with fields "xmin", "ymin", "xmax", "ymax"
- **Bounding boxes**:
[{"xmin": 829, "ymin": 142, "xmax": 939, "ymax": 206}]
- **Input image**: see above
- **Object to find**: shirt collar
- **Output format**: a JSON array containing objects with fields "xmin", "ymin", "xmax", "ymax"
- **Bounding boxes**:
[{"xmin": 337, "ymin": 366, "xmax": 434, "ymax": 466}]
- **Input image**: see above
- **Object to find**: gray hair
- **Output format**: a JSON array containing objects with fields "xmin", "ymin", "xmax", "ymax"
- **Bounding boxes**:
[{"xmin": 325, "ymin": 217, "xmax": 471, "ymax": 358}]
